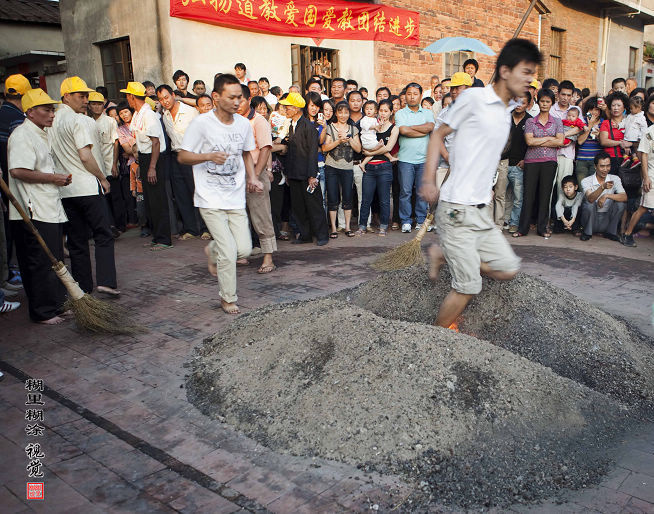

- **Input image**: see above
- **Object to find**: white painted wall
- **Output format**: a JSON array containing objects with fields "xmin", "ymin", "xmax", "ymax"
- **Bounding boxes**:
[
  {"xmin": 597, "ymin": 15, "xmax": 646, "ymax": 92},
  {"xmin": 167, "ymin": 17, "xmax": 377, "ymax": 92}
]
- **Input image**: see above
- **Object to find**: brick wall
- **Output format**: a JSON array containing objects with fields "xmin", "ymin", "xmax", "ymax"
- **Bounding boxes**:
[{"xmin": 374, "ymin": 0, "xmax": 600, "ymax": 94}]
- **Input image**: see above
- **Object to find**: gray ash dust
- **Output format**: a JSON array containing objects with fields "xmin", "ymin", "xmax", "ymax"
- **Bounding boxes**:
[{"xmin": 186, "ymin": 266, "xmax": 653, "ymax": 510}]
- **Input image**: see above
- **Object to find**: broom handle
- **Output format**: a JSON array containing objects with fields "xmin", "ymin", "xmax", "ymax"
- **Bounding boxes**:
[{"xmin": 0, "ymin": 177, "xmax": 59, "ymax": 267}]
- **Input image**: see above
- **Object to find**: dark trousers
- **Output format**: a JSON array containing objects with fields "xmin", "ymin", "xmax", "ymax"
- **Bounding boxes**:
[
  {"xmin": 62, "ymin": 195, "xmax": 117, "ymax": 293},
  {"xmin": 270, "ymin": 171, "xmax": 290, "ymax": 237},
  {"xmin": 139, "ymin": 152, "xmax": 172, "ymax": 246},
  {"xmin": 325, "ymin": 165, "xmax": 354, "ymax": 211},
  {"xmin": 288, "ymin": 179, "xmax": 329, "ymax": 242},
  {"xmin": 553, "ymin": 207, "xmax": 582, "ymax": 233},
  {"xmin": 518, "ymin": 161, "xmax": 557, "ymax": 235},
  {"xmin": 391, "ymin": 161, "xmax": 400, "ymax": 224},
  {"xmin": 107, "ymin": 175, "xmax": 128, "ymax": 230},
  {"xmin": 12, "ymin": 220, "xmax": 66, "ymax": 322},
  {"xmin": 360, "ymin": 162, "xmax": 392, "ymax": 228},
  {"xmin": 581, "ymin": 200, "xmax": 625, "ymax": 236},
  {"xmin": 170, "ymin": 154, "xmax": 200, "ymax": 235}
]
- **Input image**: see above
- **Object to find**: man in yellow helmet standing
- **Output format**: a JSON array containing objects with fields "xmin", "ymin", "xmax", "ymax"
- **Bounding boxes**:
[
  {"xmin": 50, "ymin": 76, "xmax": 119, "ymax": 296},
  {"xmin": 7, "ymin": 89, "xmax": 71, "ymax": 323}
]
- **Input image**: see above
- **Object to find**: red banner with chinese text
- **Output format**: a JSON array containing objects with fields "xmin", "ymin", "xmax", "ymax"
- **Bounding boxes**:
[{"xmin": 170, "ymin": 0, "xmax": 419, "ymax": 46}]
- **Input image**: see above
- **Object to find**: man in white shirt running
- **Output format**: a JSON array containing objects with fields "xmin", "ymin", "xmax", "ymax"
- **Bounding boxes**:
[
  {"xmin": 178, "ymin": 74, "xmax": 263, "ymax": 315},
  {"xmin": 420, "ymin": 39, "xmax": 543, "ymax": 328}
]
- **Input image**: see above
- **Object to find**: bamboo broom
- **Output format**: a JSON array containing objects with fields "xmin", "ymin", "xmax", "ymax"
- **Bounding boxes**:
[
  {"xmin": 372, "ymin": 205, "xmax": 436, "ymax": 271},
  {"xmin": 0, "ymin": 177, "xmax": 142, "ymax": 334}
]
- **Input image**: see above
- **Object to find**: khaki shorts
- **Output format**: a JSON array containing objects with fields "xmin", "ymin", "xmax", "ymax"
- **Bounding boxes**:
[
  {"xmin": 435, "ymin": 201, "xmax": 521, "ymax": 295},
  {"xmin": 641, "ymin": 184, "xmax": 654, "ymax": 209}
]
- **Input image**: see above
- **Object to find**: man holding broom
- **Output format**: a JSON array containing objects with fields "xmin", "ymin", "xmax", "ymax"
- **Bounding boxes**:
[
  {"xmin": 420, "ymin": 39, "xmax": 543, "ymax": 328},
  {"xmin": 7, "ymin": 89, "xmax": 71, "ymax": 324}
]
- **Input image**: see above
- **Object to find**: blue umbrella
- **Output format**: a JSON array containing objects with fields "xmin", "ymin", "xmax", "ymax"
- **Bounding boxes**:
[{"xmin": 424, "ymin": 37, "xmax": 496, "ymax": 56}]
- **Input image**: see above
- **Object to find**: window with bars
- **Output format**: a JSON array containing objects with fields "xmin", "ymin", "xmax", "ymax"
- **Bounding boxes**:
[
  {"xmin": 291, "ymin": 44, "xmax": 339, "ymax": 94},
  {"xmin": 96, "ymin": 37, "xmax": 134, "ymax": 102},
  {"xmin": 629, "ymin": 46, "xmax": 638, "ymax": 78},
  {"xmin": 550, "ymin": 28, "xmax": 564, "ymax": 81},
  {"xmin": 443, "ymin": 51, "xmax": 473, "ymax": 78}
]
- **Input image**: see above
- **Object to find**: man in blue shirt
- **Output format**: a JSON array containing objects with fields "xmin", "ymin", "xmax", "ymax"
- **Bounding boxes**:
[
  {"xmin": 394, "ymin": 82, "xmax": 435, "ymax": 232},
  {"xmin": 0, "ymin": 74, "xmax": 31, "ymax": 294}
]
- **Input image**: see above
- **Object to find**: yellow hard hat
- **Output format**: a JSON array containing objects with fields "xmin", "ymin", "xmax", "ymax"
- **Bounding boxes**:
[
  {"xmin": 5, "ymin": 74, "xmax": 32, "ymax": 96},
  {"xmin": 60, "ymin": 76, "xmax": 94, "ymax": 96},
  {"xmin": 88, "ymin": 91, "xmax": 105, "ymax": 103},
  {"xmin": 120, "ymin": 82, "xmax": 146, "ymax": 97},
  {"xmin": 450, "ymin": 72, "xmax": 473, "ymax": 88},
  {"xmin": 279, "ymin": 92, "xmax": 306, "ymax": 108},
  {"xmin": 21, "ymin": 88, "xmax": 60, "ymax": 112}
]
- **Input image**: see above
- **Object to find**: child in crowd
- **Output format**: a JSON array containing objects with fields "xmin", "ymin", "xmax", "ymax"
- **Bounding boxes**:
[
  {"xmin": 441, "ymin": 93, "xmax": 453, "ymax": 110},
  {"xmin": 563, "ymin": 106, "xmax": 585, "ymax": 146},
  {"xmin": 129, "ymin": 162, "xmax": 149, "ymax": 237},
  {"xmin": 358, "ymin": 100, "xmax": 396, "ymax": 171},
  {"xmin": 622, "ymin": 95, "xmax": 647, "ymax": 169},
  {"xmin": 270, "ymin": 101, "xmax": 290, "ymax": 139},
  {"xmin": 554, "ymin": 175, "xmax": 583, "ymax": 235},
  {"xmin": 421, "ymin": 97, "xmax": 435, "ymax": 110}
]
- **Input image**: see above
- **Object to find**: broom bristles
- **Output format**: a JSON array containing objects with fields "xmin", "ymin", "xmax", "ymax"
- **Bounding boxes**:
[
  {"xmin": 65, "ymin": 294, "xmax": 144, "ymax": 335},
  {"xmin": 372, "ymin": 239, "xmax": 425, "ymax": 271},
  {"xmin": 372, "ymin": 213, "xmax": 434, "ymax": 271}
]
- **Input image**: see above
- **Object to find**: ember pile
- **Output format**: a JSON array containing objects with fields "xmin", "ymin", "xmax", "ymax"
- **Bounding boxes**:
[{"xmin": 186, "ymin": 266, "xmax": 653, "ymax": 509}]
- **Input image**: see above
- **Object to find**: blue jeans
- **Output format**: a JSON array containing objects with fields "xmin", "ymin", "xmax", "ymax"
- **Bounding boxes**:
[
  {"xmin": 325, "ymin": 165, "xmax": 354, "ymax": 211},
  {"xmin": 507, "ymin": 165, "xmax": 524, "ymax": 227},
  {"xmin": 359, "ymin": 162, "xmax": 393, "ymax": 230},
  {"xmin": 398, "ymin": 161, "xmax": 427, "ymax": 225},
  {"xmin": 317, "ymin": 164, "xmax": 326, "ymax": 213}
]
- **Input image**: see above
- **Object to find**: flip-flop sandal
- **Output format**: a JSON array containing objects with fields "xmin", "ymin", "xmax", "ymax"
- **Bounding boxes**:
[
  {"xmin": 177, "ymin": 233, "xmax": 196, "ymax": 240},
  {"xmin": 329, "ymin": 232, "xmax": 338, "ymax": 239},
  {"xmin": 345, "ymin": 230, "xmax": 356, "ymax": 237},
  {"xmin": 257, "ymin": 264, "xmax": 277, "ymax": 274},
  {"xmin": 97, "ymin": 286, "xmax": 121, "ymax": 296},
  {"xmin": 512, "ymin": 232, "xmax": 525, "ymax": 238},
  {"xmin": 150, "ymin": 244, "xmax": 173, "ymax": 251},
  {"xmin": 236, "ymin": 259, "xmax": 249, "ymax": 266},
  {"xmin": 200, "ymin": 232, "xmax": 212, "ymax": 240}
]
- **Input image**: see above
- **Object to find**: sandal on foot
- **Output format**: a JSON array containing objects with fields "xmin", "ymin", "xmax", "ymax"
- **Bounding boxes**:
[
  {"xmin": 512, "ymin": 232, "xmax": 526, "ymax": 238},
  {"xmin": 329, "ymin": 232, "xmax": 338, "ymax": 239},
  {"xmin": 378, "ymin": 229, "xmax": 387, "ymax": 237},
  {"xmin": 345, "ymin": 230, "xmax": 356, "ymax": 237},
  {"xmin": 257, "ymin": 264, "xmax": 277, "ymax": 274},
  {"xmin": 97, "ymin": 286, "xmax": 121, "ymax": 296},
  {"xmin": 177, "ymin": 233, "xmax": 197, "ymax": 241},
  {"xmin": 150, "ymin": 243, "xmax": 173, "ymax": 251},
  {"xmin": 278, "ymin": 231, "xmax": 290, "ymax": 241},
  {"xmin": 200, "ymin": 231, "xmax": 212, "ymax": 240}
]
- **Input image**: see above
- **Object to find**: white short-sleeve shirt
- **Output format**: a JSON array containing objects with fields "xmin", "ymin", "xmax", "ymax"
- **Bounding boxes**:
[
  {"xmin": 50, "ymin": 103, "xmax": 101, "ymax": 198},
  {"xmin": 8, "ymin": 119, "xmax": 67, "ymax": 223},
  {"xmin": 162, "ymin": 101, "xmax": 198, "ymax": 152},
  {"xmin": 581, "ymin": 173, "xmax": 625, "ymax": 213},
  {"xmin": 180, "ymin": 112, "xmax": 255, "ymax": 210},
  {"xmin": 638, "ymin": 125, "xmax": 654, "ymax": 181},
  {"xmin": 95, "ymin": 113, "xmax": 119, "ymax": 177},
  {"xmin": 439, "ymin": 85, "xmax": 517, "ymax": 205},
  {"xmin": 131, "ymin": 103, "xmax": 167, "ymax": 154}
]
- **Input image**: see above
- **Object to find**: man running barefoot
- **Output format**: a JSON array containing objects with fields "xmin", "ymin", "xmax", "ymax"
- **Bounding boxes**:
[
  {"xmin": 420, "ymin": 39, "xmax": 543, "ymax": 328},
  {"xmin": 178, "ymin": 74, "xmax": 263, "ymax": 315}
]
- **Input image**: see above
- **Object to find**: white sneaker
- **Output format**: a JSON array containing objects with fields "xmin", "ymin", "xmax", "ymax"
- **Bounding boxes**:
[
  {"xmin": 427, "ymin": 225, "xmax": 434, "ymax": 232},
  {"xmin": 0, "ymin": 301, "xmax": 20, "ymax": 313},
  {"xmin": 401, "ymin": 223, "xmax": 412, "ymax": 233}
]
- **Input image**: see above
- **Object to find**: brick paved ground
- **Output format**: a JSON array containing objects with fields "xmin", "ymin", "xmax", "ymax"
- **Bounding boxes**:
[{"xmin": 0, "ymin": 228, "xmax": 653, "ymax": 513}]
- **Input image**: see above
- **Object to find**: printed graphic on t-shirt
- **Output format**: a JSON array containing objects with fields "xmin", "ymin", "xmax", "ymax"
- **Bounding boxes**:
[{"xmin": 204, "ymin": 137, "xmax": 244, "ymax": 189}]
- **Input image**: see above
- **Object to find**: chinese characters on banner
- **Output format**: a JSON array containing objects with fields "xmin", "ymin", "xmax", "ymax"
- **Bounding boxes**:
[
  {"xmin": 170, "ymin": 0, "xmax": 420, "ymax": 46},
  {"xmin": 25, "ymin": 378, "xmax": 45, "ymax": 501}
]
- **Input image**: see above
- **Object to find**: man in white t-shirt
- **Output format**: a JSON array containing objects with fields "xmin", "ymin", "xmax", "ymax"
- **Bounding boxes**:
[
  {"xmin": 8, "ymin": 89, "xmax": 71, "ymax": 323},
  {"xmin": 50, "ymin": 76, "xmax": 119, "ymax": 296},
  {"xmin": 122, "ymin": 81, "xmax": 172, "ymax": 249},
  {"xmin": 157, "ymin": 84, "xmax": 203, "ymax": 240},
  {"xmin": 420, "ymin": 39, "xmax": 543, "ymax": 328},
  {"xmin": 178, "ymin": 74, "xmax": 263, "ymax": 315}
]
